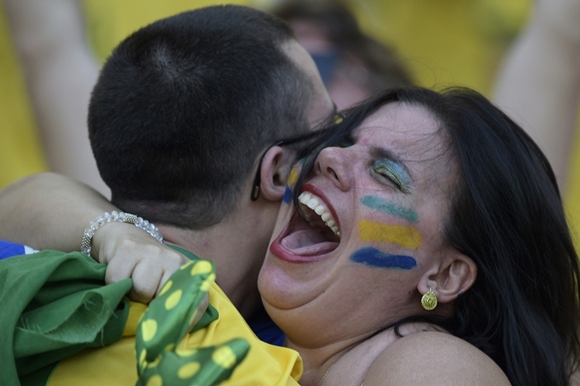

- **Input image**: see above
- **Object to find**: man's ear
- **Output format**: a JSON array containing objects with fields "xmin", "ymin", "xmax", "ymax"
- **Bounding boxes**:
[
  {"xmin": 418, "ymin": 250, "xmax": 477, "ymax": 304},
  {"xmin": 258, "ymin": 146, "xmax": 292, "ymax": 202}
]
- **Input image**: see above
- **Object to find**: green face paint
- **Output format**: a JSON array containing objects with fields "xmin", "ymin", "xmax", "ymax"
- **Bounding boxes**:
[{"xmin": 361, "ymin": 196, "xmax": 419, "ymax": 223}]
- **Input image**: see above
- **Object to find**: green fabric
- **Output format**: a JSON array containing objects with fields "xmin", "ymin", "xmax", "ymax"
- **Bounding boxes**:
[
  {"xmin": 166, "ymin": 246, "xmax": 219, "ymax": 334},
  {"xmin": 0, "ymin": 251, "xmax": 132, "ymax": 385},
  {"xmin": 135, "ymin": 259, "xmax": 249, "ymax": 385},
  {"xmin": 0, "ymin": 246, "xmax": 228, "ymax": 386},
  {"xmin": 19, "ymin": 364, "xmax": 59, "ymax": 386}
]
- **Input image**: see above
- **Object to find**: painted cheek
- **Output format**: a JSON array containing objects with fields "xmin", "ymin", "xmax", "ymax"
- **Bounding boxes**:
[
  {"xmin": 358, "ymin": 220, "xmax": 422, "ymax": 250},
  {"xmin": 288, "ymin": 167, "xmax": 299, "ymax": 186},
  {"xmin": 283, "ymin": 167, "xmax": 300, "ymax": 204},
  {"xmin": 283, "ymin": 186, "xmax": 292, "ymax": 204},
  {"xmin": 352, "ymin": 198, "xmax": 421, "ymax": 270},
  {"xmin": 361, "ymin": 196, "xmax": 419, "ymax": 224},
  {"xmin": 350, "ymin": 247, "xmax": 417, "ymax": 270}
]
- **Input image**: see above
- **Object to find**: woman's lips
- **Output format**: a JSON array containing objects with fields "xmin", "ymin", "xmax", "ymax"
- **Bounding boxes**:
[{"xmin": 269, "ymin": 184, "xmax": 340, "ymax": 263}]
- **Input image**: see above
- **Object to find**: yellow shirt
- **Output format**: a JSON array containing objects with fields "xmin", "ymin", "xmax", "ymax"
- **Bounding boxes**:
[{"xmin": 50, "ymin": 277, "xmax": 301, "ymax": 385}]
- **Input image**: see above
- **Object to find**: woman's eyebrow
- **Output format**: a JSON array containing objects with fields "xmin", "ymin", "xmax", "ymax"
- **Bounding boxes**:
[{"xmin": 370, "ymin": 146, "xmax": 413, "ymax": 181}]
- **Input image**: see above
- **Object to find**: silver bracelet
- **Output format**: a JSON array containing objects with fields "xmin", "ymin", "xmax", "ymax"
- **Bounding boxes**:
[{"xmin": 81, "ymin": 211, "xmax": 163, "ymax": 256}]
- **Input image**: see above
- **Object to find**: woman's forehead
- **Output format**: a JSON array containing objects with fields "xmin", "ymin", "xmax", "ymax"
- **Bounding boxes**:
[{"xmin": 354, "ymin": 103, "xmax": 444, "ymax": 151}]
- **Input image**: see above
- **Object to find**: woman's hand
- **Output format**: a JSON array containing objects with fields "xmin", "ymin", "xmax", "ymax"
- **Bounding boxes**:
[{"xmin": 91, "ymin": 222, "xmax": 190, "ymax": 303}]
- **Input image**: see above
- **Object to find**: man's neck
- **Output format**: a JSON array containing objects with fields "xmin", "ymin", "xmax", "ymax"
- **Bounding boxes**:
[{"xmin": 157, "ymin": 206, "xmax": 273, "ymax": 319}]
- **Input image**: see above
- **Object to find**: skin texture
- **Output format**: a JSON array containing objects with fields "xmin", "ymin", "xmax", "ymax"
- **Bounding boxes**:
[
  {"xmin": 258, "ymin": 103, "xmax": 492, "ymax": 385},
  {"xmin": 362, "ymin": 331, "xmax": 510, "ymax": 386}
]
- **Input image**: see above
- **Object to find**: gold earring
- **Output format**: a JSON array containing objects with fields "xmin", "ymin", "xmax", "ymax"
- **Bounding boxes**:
[{"xmin": 421, "ymin": 288, "xmax": 437, "ymax": 311}]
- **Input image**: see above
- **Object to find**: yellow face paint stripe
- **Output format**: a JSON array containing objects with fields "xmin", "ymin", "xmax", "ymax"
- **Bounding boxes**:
[
  {"xmin": 288, "ymin": 167, "xmax": 299, "ymax": 186},
  {"xmin": 283, "ymin": 167, "xmax": 300, "ymax": 205},
  {"xmin": 358, "ymin": 220, "xmax": 422, "ymax": 250}
]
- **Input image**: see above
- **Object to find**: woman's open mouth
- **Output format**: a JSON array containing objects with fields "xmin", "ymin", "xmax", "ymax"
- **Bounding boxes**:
[{"xmin": 271, "ymin": 190, "xmax": 341, "ymax": 262}]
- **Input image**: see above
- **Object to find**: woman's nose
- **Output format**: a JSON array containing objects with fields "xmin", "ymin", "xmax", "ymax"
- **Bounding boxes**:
[{"xmin": 314, "ymin": 147, "xmax": 352, "ymax": 191}]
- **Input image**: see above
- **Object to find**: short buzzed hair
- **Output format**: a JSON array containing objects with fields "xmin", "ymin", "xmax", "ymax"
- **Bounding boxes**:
[{"xmin": 89, "ymin": 5, "xmax": 314, "ymax": 228}]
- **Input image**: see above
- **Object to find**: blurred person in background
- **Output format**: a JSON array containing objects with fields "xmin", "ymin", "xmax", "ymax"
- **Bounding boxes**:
[
  {"xmin": 2, "ymin": 0, "xmax": 105, "ymax": 193},
  {"xmin": 272, "ymin": 0, "xmax": 413, "ymax": 110},
  {"xmin": 493, "ymin": 0, "xmax": 580, "ymax": 197}
]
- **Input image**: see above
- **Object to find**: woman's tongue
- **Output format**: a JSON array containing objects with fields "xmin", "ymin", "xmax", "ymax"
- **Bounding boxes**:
[{"xmin": 280, "ymin": 225, "xmax": 339, "ymax": 256}]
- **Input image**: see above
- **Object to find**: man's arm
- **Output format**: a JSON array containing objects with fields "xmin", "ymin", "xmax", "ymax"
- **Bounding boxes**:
[
  {"xmin": 0, "ymin": 173, "xmax": 187, "ymax": 302},
  {"xmin": 493, "ymin": 0, "xmax": 580, "ymax": 190},
  {"xmin": 3, "ymin": 0, "xmax": 108, "ymax": 196}
]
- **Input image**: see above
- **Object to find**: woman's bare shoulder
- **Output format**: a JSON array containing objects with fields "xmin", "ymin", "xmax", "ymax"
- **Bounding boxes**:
[{"xmin": 363, "ymin": 331, "xmax": 511, "ymax": 385}]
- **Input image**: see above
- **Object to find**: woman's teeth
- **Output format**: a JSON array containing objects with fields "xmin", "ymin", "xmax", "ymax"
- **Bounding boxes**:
[{"xmin": 298, "ymin": 192, "xmax": 340, "ymax": 238}]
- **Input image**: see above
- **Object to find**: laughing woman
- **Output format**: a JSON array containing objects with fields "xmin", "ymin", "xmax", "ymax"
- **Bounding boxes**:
[
  {"xmin": 1, "ymin": 87, "xmax": 579, "ymax": 385},
  {"xmin": 259, "ymin": 86, "xmax": 580, "ymax": 385}
]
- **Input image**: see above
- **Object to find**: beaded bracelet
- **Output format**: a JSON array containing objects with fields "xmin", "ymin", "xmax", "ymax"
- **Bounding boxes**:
[{"xmin": 81, "ymin": 211, "xmax": 164, "ymax": 256}]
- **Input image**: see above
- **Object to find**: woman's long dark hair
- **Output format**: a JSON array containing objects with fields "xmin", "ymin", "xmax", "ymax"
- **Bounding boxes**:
[{"xmin": 292, "ymin": 86, "xmax": 580, "ymax": 386}]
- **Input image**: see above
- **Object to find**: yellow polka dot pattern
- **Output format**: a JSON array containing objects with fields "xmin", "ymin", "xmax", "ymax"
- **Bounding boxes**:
[
  {"xmin": 177, "ymin": 362, "xmax": 200, "ymax": 379},
  {"xmin": 135, "ymin": 259, "xmax": 250, "ymax": 386},
  {"xmin": 158, "ymin": 280, "xmax": 172, "ymax": 296},
  {"xmin": 141, "ymin": 320, "xmax": 158, "ymax": 342},
  {"xmin": 146, "ymin": 375, "xmax": 163, "ymax": 386},
  {"xmin": 211, "ymin": 346, "xmax": 237, "ymax": 369},
  {"xmin": 190, "ymin": 260, "xmax": 213, "ymax": 276},
  {"xmin": 164, "ymin": 290, "xmax": 182, "ymax": 310}
]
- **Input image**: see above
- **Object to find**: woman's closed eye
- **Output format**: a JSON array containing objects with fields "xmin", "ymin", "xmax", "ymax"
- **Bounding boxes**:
[{"xmin": 371, "ymin": 159, "xmax": 411, "ymax": 193}]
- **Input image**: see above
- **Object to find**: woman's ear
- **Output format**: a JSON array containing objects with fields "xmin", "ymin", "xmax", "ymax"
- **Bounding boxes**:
[
  {"xmin": 418, "ymin": 250, "xmax": 477, "ymax": 304},
  {"xmin": 258, "ymin": 146, "xmax": 293, "ymax": 202}
]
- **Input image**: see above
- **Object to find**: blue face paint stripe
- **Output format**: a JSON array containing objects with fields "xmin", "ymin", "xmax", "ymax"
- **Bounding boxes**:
[
  {"xmin": 361, "ymin": 196, "xmax": 419, "ymax": 223},
  {"xmin": 350, "ymin": 247, "xmax": 417, "ymax": 270},
  {"xmin": 283, "ymin": 186, "xmax": 292, "ymax": 204}
]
